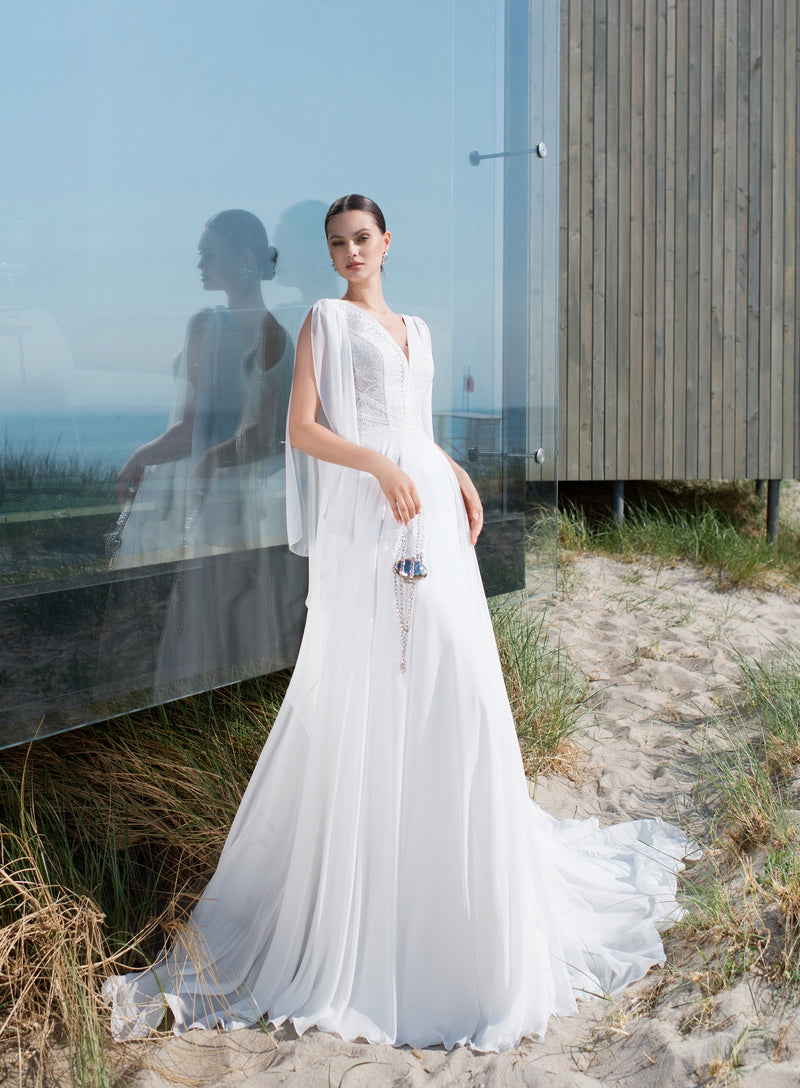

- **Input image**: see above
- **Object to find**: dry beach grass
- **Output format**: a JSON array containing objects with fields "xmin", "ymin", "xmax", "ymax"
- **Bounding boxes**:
[{"xmin": 2, "ymin": 480, "xmax": 800, "ymax": 1086}]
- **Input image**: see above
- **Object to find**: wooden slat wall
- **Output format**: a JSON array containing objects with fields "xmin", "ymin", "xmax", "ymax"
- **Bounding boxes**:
[{"xmin": 559, "ymin": 0, "xmax": 800, "ymax": 481}]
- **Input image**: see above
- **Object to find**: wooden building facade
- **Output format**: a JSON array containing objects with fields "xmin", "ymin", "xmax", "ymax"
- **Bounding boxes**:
[{"xmin": 558, "ymin": 0, "xmax": 800, "ymax": 483}]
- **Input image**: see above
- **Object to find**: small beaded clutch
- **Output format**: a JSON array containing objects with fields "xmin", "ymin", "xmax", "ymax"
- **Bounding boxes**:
[
  {"xmin": 393, "ymin": 515, "xmax": 428, "ymax": 670},
  {"xmin": 393, "ymin": 556, "xmax": 428, "ymax": 581}
]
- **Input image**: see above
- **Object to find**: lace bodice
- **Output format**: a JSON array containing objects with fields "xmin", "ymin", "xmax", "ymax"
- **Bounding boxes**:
[{"xmin": 338, "ymin": 301, "xmax": 433, "ymax": 436}]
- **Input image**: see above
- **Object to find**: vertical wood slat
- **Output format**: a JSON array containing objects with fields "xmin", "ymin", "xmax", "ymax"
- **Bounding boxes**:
[
  {"xmin": 579, "ymin": 0, "xmax": 595, "ymax": 477},
  {"xmin": 770, "ymin": 0, "xmax": 786, "ymax": 476},
  {"xmin": 558, "ymin": 0, "xmax": 800, "ymax": 482},
  {"xmin": 628, "ymin": 1, "xmax": 644, "ymax": 477},
  {"xmin": 640, "ymin": 0, "xmax": 657, "ymax": 478},
  {"xmin": 746, "ymin": 0, "xmax": 763, "ymax": 477},
  {"xmin": 672, "ymin": 0, "xmax": 688, "ymax": 477},
  {"xmin": 558, "ymin": 1, "xmax": 570, "ymax": 477},
  {"xmin": 564, "ymin": 0, "xmax": 582, "ymax": 478},
  {"xmin": 663, "ymin": 0, "xmax": 677, "ymax": 478},
  {"xmin": 796, "ymin": 5, "xmax": 800, "ymax": 480},
  {"xmin": 603, "ymin": 0, "xmax": 620, "ymax": 476},
  {"xmin": 685, "ymin": 0, "xmax": 702, "ymax": 478},
  {"xmin": 616, "ymin": 0, "xmax": 631, "ymax": 477},
  {"xmin": 758, "ymin": 0, "xmax": 774, "ymax": 474},
  {"xmin": 734, "ymin": 0, "xmax": 750, "ymax": 476},
  {"xmin": 785, "ymin": 0, "xmax": 799, "ymax": 476},
  {"xmin": 653, "ymin": 0, "xmax": 668, "ymax": 479},
  {"xmin": 714, "ymin": 0, "xmax": 731, "ymax": 480},
  {"xmin": 697, "ymin": 0, "xmax": 713, "ymax": 477},
  {"xmin": 721, "ymin": 0, "xmax": 738, "ymax": 476},
  {"xmin": 626, "ymin": 1, "xmax": 648, "ymax": 476},
  {"xmin": 591, "ymin": 0, "xmax": 608, "ymax": 479}
]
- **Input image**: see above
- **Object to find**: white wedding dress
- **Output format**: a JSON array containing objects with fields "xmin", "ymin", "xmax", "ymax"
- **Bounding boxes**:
[{"xmin": 103, "ymin": 298, "xmax": 692, "ymax": 1052}]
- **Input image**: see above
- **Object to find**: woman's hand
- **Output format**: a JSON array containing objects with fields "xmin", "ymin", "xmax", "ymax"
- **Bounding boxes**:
[
  {"xmin": 444, "ymin": 457, "xmax": 483, "ymax": 545},
  {"xmin": 190, "ymin": 447, "xmax": 218, "ymax": 491},
  {"xmin": 373, "ymin": 457, "xmax": 422, "ymax": 525},
  {"xmin": 116, "ymin": 455, "xmax": 145, "ymax": 505},
  {"xmin": 457, "ymin": 470, "xmax": 483, "ymax": 545}
]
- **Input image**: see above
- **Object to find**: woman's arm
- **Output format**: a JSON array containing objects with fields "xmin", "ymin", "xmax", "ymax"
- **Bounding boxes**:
[
  {"xmin": 414, "ymin": 316, "xmax": 482, "ymax": 545},
  {"xmin": 288, "ymin": 313, "xmax": 421, "ymax": 525},
  {"xmin": 440, "ymin": 449, "xmax": 483, "ymax": 546},
  {"xmin": 115, "ymin": 311, "xmax": 207, "ymax": 503},
  {"xmin": 192, "ymin": 312, "xmax": 290, "ymax": 475}
]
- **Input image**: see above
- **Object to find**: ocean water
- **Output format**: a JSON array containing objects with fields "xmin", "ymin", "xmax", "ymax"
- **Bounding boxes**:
[{"xmin": 0, "ymin": 412, "xmax": 169, "ymax": 471}]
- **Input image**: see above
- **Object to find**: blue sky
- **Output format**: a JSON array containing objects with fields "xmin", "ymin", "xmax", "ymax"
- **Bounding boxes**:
[{"xmin": 0, "ymin": 0, "xmax": 502, "ymax": 417}]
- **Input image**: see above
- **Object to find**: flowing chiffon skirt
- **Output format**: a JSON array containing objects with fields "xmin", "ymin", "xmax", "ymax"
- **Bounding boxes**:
[{"xmin": 103, "ymin": 429, "xmax": 692, "ymax": 1051}]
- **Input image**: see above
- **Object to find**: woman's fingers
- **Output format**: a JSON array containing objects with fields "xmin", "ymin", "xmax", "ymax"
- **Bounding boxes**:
[
  {"xmin": 392, "ymin": 485, "xmax": 421, "ymax": 524},
  {"xmin": 460, "ymin": 482, "xmax": 484, "ymax": 545},
  {"xmin": 469, "ymin": 502, "xmax": 484, "ymax": 545},
  {"xmin": 376, "ymin": 459, "xmax": 421, "ymax": 523},
  {"xmin": 116, "ymin": 464, "xmax": 143, "ymax": 505}
]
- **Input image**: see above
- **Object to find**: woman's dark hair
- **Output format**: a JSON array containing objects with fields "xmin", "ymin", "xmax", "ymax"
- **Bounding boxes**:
[
  {"xmin": 324, "ymin": 195, "xmax": 386, "ymax": 238},
  {"xmin": 205, "ymin": 209, "xmax": 277, "ymax": 280}
]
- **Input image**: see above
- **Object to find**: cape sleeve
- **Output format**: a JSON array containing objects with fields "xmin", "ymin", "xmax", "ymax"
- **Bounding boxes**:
[
  {"xmin": 412, "ymin": 316, "xmax": 435, "ymax": 443},
  {"xmin": 285, "ymin": 299, "xmax": 360, "ymax": 556}
]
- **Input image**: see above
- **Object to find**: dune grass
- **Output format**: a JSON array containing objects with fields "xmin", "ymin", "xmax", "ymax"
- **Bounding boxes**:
[
  {"xmin": 491, "ymin": 603, "xmax": 586, "ymax": 779},
  {"xmin": 557, "ymin": 478, "xmax": 800, "ymax": 995},
  {"xmin": 593, "ymin": 646, "xmax": 800, "ymax": 1074},
  {"xmin": 676, "ymin": 646, "xmax": 800, "ymax": 993},
  {"xmin": 0, "ymin": 672, "xmax": 290, "ymax": 1087},
  {"xmin": 558, "ymin": 479, "xmax": 800, "ymax": 591},
  {"xmin": 0, "ymin": 605, "xmax": 579, "ymax": 1086},
  {"xmin": 0, "ymin": 442, "xmax": 120, "ymax": 585},
  {"xmin": 0, "ymin": 440, "xmax": 117, "ymax": 515}
]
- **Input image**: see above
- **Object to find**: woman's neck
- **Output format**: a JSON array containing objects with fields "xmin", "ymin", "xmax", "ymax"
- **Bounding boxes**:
[
  {"xmin": 224, "ymin": 286, "xmax": 267, "ymax": 344},
  {"xmin": 342, "ymin": 280, "xmax": 389, "ymax": 314},
  {"xmin": 225, "ymin": 284, "xmax": 266, "ymax": 313}
]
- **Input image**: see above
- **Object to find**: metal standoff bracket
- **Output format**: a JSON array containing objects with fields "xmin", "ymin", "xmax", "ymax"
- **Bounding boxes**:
[{"xmin": 469, "ymin": 142, "xmax": 547, "ymax": 165}]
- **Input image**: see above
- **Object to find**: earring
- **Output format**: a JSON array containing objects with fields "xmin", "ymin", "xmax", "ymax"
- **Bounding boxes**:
[
  {"xmin": 381, "ymin": 251, "xmax": 388, "ymax": 265},
  {"xmin": 330, "ymin": 259, "xmax": 336, "ymax": 268}
]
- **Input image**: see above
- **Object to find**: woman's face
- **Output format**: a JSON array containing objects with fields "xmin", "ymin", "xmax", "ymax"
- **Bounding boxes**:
[
  {"xmin": 326, "ymin": 210, "xmax": 390, "ymax": 283},
  {"xmin": 197, "ymin": 227, "xmax": 242, "ymax": 292}
]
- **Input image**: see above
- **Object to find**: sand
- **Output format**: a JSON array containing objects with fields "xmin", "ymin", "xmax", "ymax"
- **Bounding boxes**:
[{"xmin": 104, "ymin": 556, "xmax": 800, "ymax": 1086}]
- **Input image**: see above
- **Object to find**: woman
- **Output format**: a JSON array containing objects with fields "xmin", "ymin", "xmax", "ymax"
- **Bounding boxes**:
[
  {"xmin": 104, "ymin": 209, "xmax": 304, "ymax": 693},
  {"xmin": 104, "ymin": 195, "xmax": 692, "ymax": 1051},
  {"xmin": 110, "ymin": 209, "xmax": 288, "ymax": 565}
]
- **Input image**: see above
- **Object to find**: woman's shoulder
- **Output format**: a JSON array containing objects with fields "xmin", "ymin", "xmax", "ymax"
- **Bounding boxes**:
[{"xmin": 185, "ymin": 305, "xmax": 233, "ymax": 338}]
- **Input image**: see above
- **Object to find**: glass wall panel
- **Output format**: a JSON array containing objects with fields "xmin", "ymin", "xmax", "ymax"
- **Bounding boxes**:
[{"xmin": 0, "ymin": 0, "xmax": 558, "ymax": 748}]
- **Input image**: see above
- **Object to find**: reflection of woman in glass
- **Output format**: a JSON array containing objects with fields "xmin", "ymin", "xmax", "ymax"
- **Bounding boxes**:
[
  {"xmin": 105, "ymin": 196, "xmax": 692, "ymax": 1050},
  {"xmin": 108, "ymin": 210, "xmax": 304, "ymax": 688},
  {"xmin": 115, "ymin": 209, "xmax": 286, "ymax": 519}
]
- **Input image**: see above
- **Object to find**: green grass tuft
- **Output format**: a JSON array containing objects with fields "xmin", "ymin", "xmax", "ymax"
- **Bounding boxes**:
[
  {"xmin": 491, "ymin": 603, "xmax": 586, "ymax": 779},
  {"xmin": 680, "ymin": 646, "xmax": 800, "ymax": 993},
  {"xmin": 558, "ymin": 479, "xmax": 800, "ymax": 591}
]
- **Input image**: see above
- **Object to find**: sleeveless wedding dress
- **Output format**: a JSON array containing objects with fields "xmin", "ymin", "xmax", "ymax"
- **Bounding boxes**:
[{"xmin": 103, "ymin": 298, "xmax": 692, "ymax": 1052}]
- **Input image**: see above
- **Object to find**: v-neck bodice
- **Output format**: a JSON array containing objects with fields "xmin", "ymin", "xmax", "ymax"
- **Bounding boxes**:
[
  {"xmin": 335, "ymin": 299, "xmax": 433, "ymax": 438},
  {"xmin": 337, "ymin": 299, "xmax": 410, "ymax": 362}
]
